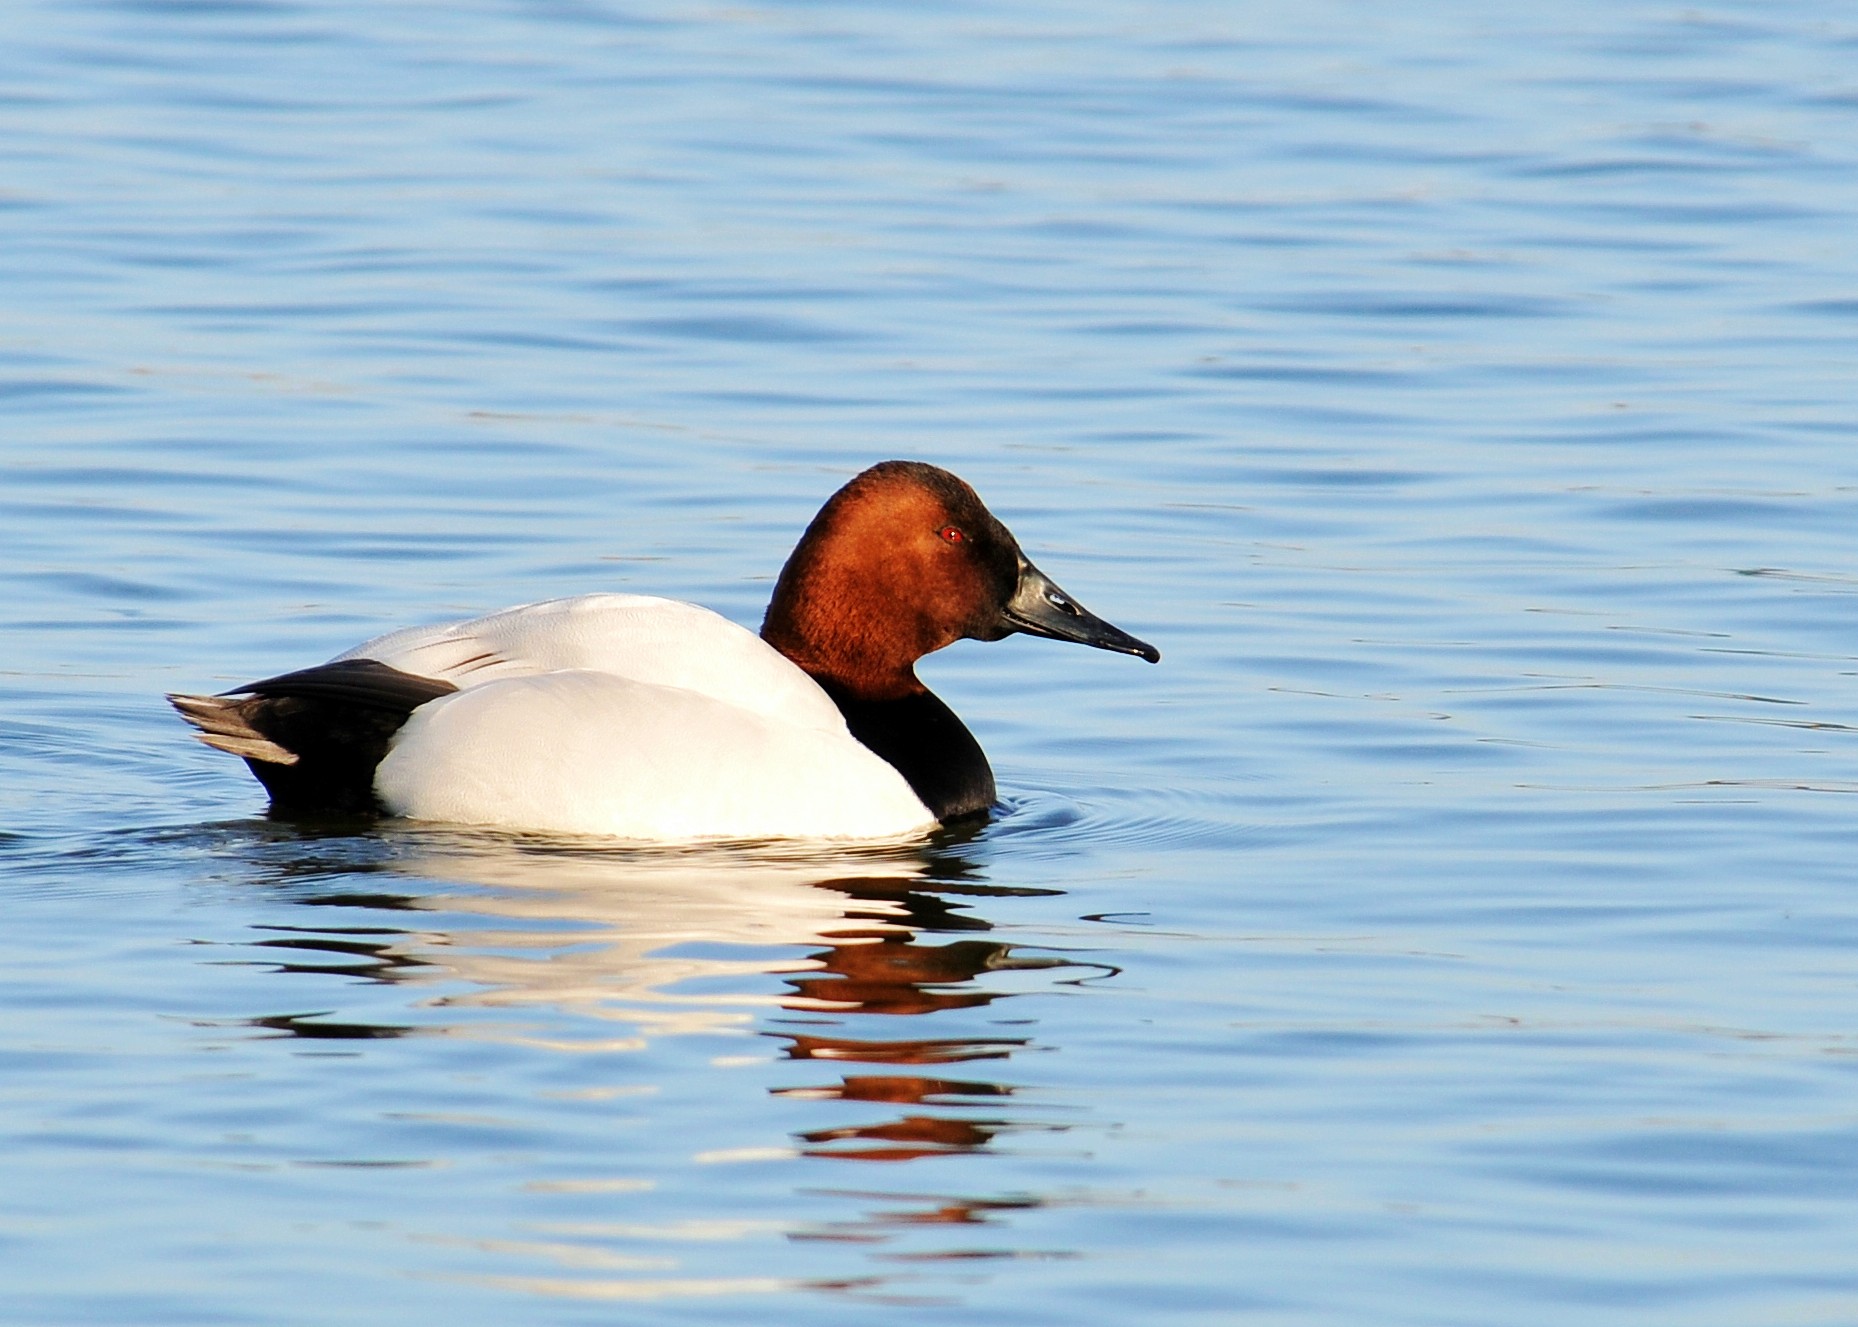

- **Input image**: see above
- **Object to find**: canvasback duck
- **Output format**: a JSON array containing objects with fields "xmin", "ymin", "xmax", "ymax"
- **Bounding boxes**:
[{"xmin": 169, "ymin": 460, "xmax": 1158, "ymax": 841}]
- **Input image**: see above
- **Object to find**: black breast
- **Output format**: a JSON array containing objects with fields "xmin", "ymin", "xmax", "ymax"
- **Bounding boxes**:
[{"xmin": 817, "ymin": 681, "xmax": 997, "ymax": 822}]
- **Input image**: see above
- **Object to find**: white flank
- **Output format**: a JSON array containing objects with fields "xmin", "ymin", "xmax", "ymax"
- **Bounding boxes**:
[{"xmin": 341, "ymin": 595, "xmax": 934, "ymax": 841}]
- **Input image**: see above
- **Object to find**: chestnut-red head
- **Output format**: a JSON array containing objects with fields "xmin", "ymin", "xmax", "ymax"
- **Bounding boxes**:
[{"xmin": 761, "ymin": 461, "xmax": 1157, "ymax": 701}]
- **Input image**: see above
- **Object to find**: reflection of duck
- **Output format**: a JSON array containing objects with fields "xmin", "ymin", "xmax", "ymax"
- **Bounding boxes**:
[
  {"xmin": 240, "ymin": 834, "xmax": 1093, "ymax": 1162},
  {"xmin": 769, "ymin": 928, "xmax": 1081, "ymax": 1162},
  {"xmin": 210, "ymin": 830, "xmax": 1112, "ymax": 1283},
  {"xmin": 171, "ymin": 462, "xmax": 1157, "ymax": 841},
  {"xmin": 786, "ymin": 936, "xmax": 1056, "ymax": 1016},
  {"xmin": 353, "ymin": 838, "xmax": 1096, "ymax": 1045},
  {"xmin": 375, "ymin": 837, "xmax": 936, "ymax": 1041},
  {"xmin": 796, "ymin": 1114, "xmax": 1016, "ymax": 1163}
]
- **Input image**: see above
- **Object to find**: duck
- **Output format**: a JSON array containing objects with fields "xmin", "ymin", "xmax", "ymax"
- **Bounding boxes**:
[{"xmin": 169, "ymin": 460, "xmax": 1158, "ymax": 841}]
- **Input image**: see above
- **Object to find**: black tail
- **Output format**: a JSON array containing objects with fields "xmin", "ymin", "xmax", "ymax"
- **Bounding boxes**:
[{"xmin": 169, "ymin": 659, "xmax": 457, "ymax": 816}]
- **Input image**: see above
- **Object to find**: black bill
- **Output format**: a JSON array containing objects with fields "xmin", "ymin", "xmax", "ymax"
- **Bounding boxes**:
[{"xmin": 999, "ymin": 560, "xmax": 1160, "ymax": 663}]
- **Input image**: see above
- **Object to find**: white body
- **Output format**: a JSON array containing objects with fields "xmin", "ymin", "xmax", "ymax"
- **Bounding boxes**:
[{"xmin": 334, "ymin": 594, "xmax": 937, "ymax": 842}]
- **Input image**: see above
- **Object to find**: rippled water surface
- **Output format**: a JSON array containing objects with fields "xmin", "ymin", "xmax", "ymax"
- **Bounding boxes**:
[{"xmin": 6, "ymin": 1, "xmax": 1858, "ymax": 1322}]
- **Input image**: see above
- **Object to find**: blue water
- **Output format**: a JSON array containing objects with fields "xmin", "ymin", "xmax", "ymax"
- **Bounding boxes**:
[{"xmin": 6, "ymin": 1, "xmax": 1858, "ymax": 1322}]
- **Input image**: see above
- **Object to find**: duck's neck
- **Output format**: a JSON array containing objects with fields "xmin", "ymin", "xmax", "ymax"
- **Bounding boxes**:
[
  {"xmin": 761, "ymin": 619, "xmax": 996, "ymax": 821},
  {"xmin": 761, "ymin": 566, "xmax": 929, "ymax": 702}
]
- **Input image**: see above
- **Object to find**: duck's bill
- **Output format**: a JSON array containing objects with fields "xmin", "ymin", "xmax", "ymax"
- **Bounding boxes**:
[{"xmin": 1000, "ymin": 561, "xmax": 1160, "ymax": 663}]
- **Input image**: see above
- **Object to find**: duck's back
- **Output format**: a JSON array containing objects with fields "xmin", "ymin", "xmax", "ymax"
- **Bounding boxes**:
[{"xmin": 340, "ymin": 594, "xmax": 845, "ymax": 731}]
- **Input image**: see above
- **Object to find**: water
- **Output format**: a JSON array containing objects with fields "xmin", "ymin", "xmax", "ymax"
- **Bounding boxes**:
[{"xmin": 5, "ymin": 0, "xmax": 1858, "ymax": 1321}]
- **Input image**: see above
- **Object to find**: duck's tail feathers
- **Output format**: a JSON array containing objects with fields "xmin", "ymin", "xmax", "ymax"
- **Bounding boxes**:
[
  {"xmin": 168, "ymin": 693, "xmax": 300, "ymax": 765},
  {"xmin": 169, "ymin": 659, "xmax": 458, "ymax": 816}
]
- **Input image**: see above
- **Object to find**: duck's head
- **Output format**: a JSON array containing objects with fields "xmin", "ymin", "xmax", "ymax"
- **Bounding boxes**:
[{"xmin": 762, "ymin": 460, "xmax": 1158, "ymax": 700}]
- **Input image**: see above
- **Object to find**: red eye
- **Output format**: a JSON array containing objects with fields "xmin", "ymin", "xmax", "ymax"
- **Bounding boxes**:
[{"xmin": 939, "ymin": 525, "xmax": 965, "ymax": 543}]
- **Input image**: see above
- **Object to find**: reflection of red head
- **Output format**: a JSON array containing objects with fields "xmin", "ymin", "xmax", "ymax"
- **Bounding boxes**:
[{"xmin": 785, "ymin": 935, "xmax": 1015, "ymax": 1016}]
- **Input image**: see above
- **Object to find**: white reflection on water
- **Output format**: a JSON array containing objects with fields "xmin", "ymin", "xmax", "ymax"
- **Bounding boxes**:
[
  {"xmin": 388, "ymin": 836, "xmax": 930, "ymax": 1039},
  {"xmin": 196, "ymin": 823, "xmax": 1117, "ymax": 1296}
]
